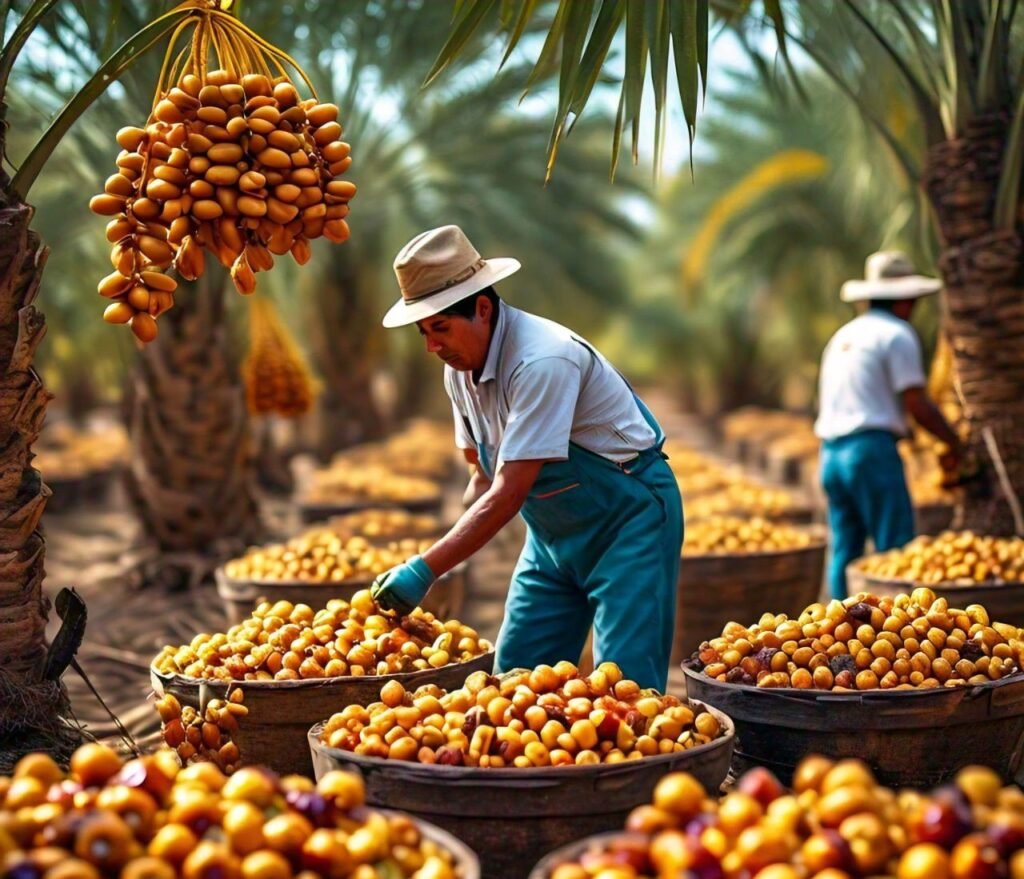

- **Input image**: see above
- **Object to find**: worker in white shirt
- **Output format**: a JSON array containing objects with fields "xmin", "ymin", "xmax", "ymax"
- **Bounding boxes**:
[
  {"xmin": 815, "ymin": 251, "xmax": 962, "ymax": 599},
  {"xmin": 370, "ymin": 225, "xmax": 683, "ymax": 690}
]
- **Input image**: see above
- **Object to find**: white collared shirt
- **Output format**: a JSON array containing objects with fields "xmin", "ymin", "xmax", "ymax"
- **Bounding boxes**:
[
  {"xmin": 443, "ymin": 305, "xmax": 657, "ymax": 468},
  {"xmin": 814, "ymin": 310, "xmax": 926, "ymax": 440}
]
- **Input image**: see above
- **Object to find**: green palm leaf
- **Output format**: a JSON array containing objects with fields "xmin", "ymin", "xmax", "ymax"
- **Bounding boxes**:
[{"xmin": 426, "ymin": 0, "xmax": 710, "ymax": 176}]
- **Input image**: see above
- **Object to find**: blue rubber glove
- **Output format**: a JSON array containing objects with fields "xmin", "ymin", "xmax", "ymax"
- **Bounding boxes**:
[{"xmin": 370, "ymin": 555, "xmax": 436, "ymax": 614}]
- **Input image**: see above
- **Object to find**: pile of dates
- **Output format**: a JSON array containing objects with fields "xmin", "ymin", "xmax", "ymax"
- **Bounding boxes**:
[
  {"xmin": 325, "ymin": 509, "xmax": 443, "ymax": 542},
  {"xmin": 224, "ymin": 531, "xmax": 432, "ymax": 584},
  {"xmin": 0, "ymin": 744, "xmax": 463, "ymax": 879},
  {"xmin": 857, "ymin": 531, "xmax": 1024, "ymax": 585},
  {"xmin": 683, "ymin": 516, "xmax": 814, "ymax": 556},
  {"xmin": 305, "ymin": 466, "xmax": 439, "ymax": 507},
  {"xmin": 320, "ymin": 662, "xmax": 724, "ymax": 767},
  {"xmin": 155, "ymin": 689, "xmax": 246, "ymax": 771},
  {"xmin": 696, "ymin": 589, "xmax": 1024, "ymax": 690},
  {"xmin": 545, "ymin": 757, "xmax": 1024, "ymax": 879},
  {"xmin": 152, "ymin": 591, "xmax": 490, "ymax": 681}
]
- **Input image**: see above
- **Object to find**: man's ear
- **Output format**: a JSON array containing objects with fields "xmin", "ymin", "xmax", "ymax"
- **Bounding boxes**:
[{"xmin": 476, "ymin": 294, "xmax": 492, "ymax": 324}]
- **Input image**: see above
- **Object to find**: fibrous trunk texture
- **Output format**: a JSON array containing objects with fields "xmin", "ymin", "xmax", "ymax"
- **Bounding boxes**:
[
  {"xmin": 125, "ymin": 274, "xmax": 262, "ymax": 589},
  {"xmin": 310, "ymin": 257, "xmax": 386, "ymax": 459},
  {"xmin": 0, "ymin": 113, "xmax": 78, "ymax": 770},
  {"xmin": 923, "ymin": 113, "xmax": 1024, "ymax": 535}
]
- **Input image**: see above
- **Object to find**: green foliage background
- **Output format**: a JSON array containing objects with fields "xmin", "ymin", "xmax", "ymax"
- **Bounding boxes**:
[{"xmin": 4, "ymin": 0, "xmax": 948, "ymax": 424}]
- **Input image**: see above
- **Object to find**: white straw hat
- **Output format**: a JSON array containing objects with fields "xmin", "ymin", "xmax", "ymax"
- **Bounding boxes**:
[
  {"xmin": 383, "ymin": 225, "xmax": 521, "ymax": 328},
  {"xmin": 840, "ymin": 250, "xmax": 942, "ymax": 302}
]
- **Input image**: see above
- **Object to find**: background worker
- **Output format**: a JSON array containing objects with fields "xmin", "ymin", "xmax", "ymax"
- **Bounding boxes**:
[
  {"xmin": 370, "ymin": 225, "xmax": 683, "ymax": 690},
  {"xmin": 815, "ymin": 251, "xmax": 963, "ymax": 600}
]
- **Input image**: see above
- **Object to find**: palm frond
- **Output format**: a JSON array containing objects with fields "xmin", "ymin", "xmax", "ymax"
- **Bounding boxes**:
[
  {"xmin": 426, "ymin": 0, "xmax": 712, "ymax": 177},
  {"xmin": 11, "ymin": 4, "xmax": 191, "ymax": 196},
  {"xmin": 0, "ymin": 0, "xmax": 60, "ymax": 103}
]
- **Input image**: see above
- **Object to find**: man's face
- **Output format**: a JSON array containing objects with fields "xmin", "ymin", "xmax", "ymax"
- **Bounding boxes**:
[
  {"xmin": 893, "ymin": 298, "xmax": 916, "ymax": 320},
  {"xmin": 416, "ymin": 296, "xmax": 493, "ymax": 371}
]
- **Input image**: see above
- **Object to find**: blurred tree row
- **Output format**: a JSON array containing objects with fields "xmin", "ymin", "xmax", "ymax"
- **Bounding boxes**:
[
  {"xmin": 439, "ymin": 0, "xmax": 1024, "ymax": 533},
  {"xmin": 612, "ymin": 62, "xmax": 933, "ymax": 413}
]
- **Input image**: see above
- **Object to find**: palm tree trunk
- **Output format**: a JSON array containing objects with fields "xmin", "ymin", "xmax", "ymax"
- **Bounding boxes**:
[
  {"xmin": 125, "ymin": 274, "xmax": 263, "ymax": 589},
  {"xmin": 923, "ymin": 113, "xmax": 1024, "ymax": 534},
  {"xmin": 309, "ymin": 254, "xmax": 387, "ymax": 459},
  {"xmin": 0, "ymin": 110, "xmax": 77, "ymax": 769}
]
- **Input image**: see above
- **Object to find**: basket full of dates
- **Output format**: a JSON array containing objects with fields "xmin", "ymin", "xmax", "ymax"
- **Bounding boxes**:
[
  {"xmin": 682, "ymin": 588, "xmax": 1024, "ymax": 787},
  {"xmin": 529, "ymin": 756, "xmax": 1024, "ymax": 879}
]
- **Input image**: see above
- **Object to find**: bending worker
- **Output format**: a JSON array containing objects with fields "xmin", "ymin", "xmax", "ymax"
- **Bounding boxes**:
[
  {"xmin": 370, "ymin": 225, "xmax": 683, "ymax": 690},
  {"xmin": 815, "ymin": 251, "xmax": 962, "ymax": 600}
]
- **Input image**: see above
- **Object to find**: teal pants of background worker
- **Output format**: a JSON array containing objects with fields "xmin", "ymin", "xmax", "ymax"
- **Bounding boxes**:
[
  {"xmin": 820, "ymin": 429, "xmax": 915, "ymax": 601},
  {"xmin": 492, "ymin": 438, "xmax": 684, "ymax": 693}
]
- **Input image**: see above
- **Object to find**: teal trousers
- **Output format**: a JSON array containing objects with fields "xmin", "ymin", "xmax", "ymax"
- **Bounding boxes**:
[
  {"xmin": 493, "ymin": 443, "xmax": 683, "ymax": 691},
  {"xmin": 821, "ymin": 429, "xmax": 915, "ymax": 601}
]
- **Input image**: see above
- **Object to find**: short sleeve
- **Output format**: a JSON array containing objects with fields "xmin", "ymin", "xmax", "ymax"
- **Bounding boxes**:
[
  {"xmin": 886, "ymin": 326, "xmax": 926, "ymax": 393},
  {"xmin": 498, "ymin": 357, "xmax": 581, "ymax": 462}
]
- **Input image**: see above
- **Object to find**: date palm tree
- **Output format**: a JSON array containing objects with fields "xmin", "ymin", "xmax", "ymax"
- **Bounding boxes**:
[
  {"xmin": 0, "ymin": 0, "xmax": 203, "ymax": 768},
  {"xmin": 10, "ymin": 0, "xmax": 263, "ymax": 592}
]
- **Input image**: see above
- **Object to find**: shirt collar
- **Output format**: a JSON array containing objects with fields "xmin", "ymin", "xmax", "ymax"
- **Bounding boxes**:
[{"xmin": 474, "ymin": 303, "xmax": 510, "ymax": 385}]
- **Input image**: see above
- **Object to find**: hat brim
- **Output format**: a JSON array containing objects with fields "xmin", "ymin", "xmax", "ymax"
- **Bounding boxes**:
[
  {"xmin": 840, "ymin": 275, "xmax": 942, "ymax": 302},
  {"xmin": 382, "ymin": 258, "xmax": 521, "ymax": 328}
]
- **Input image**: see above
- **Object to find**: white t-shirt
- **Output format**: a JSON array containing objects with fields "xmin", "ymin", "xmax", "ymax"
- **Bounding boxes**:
[
  {"xmin": 444, "ymin": 305, "xmax": 657, "ymax": 472},
  {"xmin": 814, "ymin": 310, "xmax": 926, "ymax": 441}
]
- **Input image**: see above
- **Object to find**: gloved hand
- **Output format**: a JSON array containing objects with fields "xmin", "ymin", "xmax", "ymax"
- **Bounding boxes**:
[{"xmin": 370, "ymin": 555, "xmax": 436, "ymax": 615}]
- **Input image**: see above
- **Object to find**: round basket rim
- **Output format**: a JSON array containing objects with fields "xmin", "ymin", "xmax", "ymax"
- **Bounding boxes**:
[
  {"xmin": 681, "ymin": 534, "xmax": 827, "ymax": 562},
  {"xmin": 297, "ymin": 494, "xmax": 444, "ymax": 515},
  {"xmin": 528, "ymin": 831, "xmax": 650, "ymax": 879},
  {"xmin": 307, "ymin": 700, "xmax": 735, "ymax": 782},
  {"xmin": 151, "ymin": 649, "xmax": 494, "ymax": 692},
  {"xmin": 846, "ymin": 556, "xmax": 1020, "ymax": 592},
  {"xmin": 528, "ymin": 827, "xmax": 647, "ymax": 876},
  {"xmin": 680, "ymin": 657, "xmax": 1024, "ymax": 702},
  {"xmin": 214, "ymin": 560, "xmax": 468, "ymax": 593},
  {"xmin": 366, "ymin": 807, "xmax": 480, "ymax": 879},
  {"xmin": 913, "ymin": 501, "xmax": 955, "ymax": 512},
  {"xmin": 684, "ymin": 504, "xmax": 818, "ymax": 523}
]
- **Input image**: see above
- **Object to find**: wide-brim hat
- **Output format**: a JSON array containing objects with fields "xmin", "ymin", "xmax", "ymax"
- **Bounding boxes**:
[
  {"xmin": 383, "ymin": 225, "xmax": 520, "ymax": 328},
  {"xmin": 840, "ymin": 250, "xmax": 942, "ymax": 302}
]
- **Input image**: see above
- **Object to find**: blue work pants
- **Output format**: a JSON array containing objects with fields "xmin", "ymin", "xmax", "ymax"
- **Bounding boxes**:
[
  {"xmin": 494, "ymin": 444, "xmax": 683, "ymax": 691},
  {"xmin": 820, "ymin": 430, "xmax": 915, "ymax": 600}
]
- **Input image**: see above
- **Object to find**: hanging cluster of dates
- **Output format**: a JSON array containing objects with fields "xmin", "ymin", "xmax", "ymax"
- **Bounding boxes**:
[
  {"xmin": 89, "ymin": 0, "xmax": 355, "ymax": 342},
  {"xmin": 243, "ymin": 296, "xmax": 318, "ymax": 417}
]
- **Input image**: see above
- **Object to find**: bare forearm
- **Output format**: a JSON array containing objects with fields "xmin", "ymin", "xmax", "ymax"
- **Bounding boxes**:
[
  {"xmin": 910, "ymin": 400, "xmax": 960, "ymax": 450},
  {"xmin": 423, "ymin": 486, "xmax": 522, "ymax": 577},
  {"xmin": 463, "ymin": 471, "xmax": 492, "ymax": 507}
]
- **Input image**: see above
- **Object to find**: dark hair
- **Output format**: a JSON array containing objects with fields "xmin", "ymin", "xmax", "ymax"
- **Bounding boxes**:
[
  {"xmin": 867, "ymin": 299, "xmax": 899, "ymax": 312},
  {"xmin": 439, "ymin": 286, "xmax": 500, "ymax": 327}
]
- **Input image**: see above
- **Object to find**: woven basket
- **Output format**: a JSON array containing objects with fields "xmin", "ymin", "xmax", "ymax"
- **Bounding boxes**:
[
  {"xmin": 673, "ymin": 537, "xmax": 827, "ymax": 663},
  {"xmin": 297, "ymin": 494, "xmax": 443, "ymax": 524},
  {"xmin": 308, "ymin": 703, "xmax": 733, "ymax": 879},
  {"xmin": 375, "ymin": 808, "xmax": 480, "ymax": 879},
  {"xmin": 528, "ymin": 832, "xmax": 647, "ymax": 879},
  {"xmin": 150, "ymin": 651, "xmax": 493, "ymax": 777},
  {"xmin": 764, "ymin": 451, "xmax": 808, "ymax": 487},
  {"xmin": 846, "ymin": 560, "xmax": 1024, "ymax": 628},
  {"xmin": 682, "ymin": 660, "xmax": 1024, "ymax": 787},
  {"xmin": 914, "ymin": 502, "xmax": 955, "ymax": 535},
  {"xmin": 215, "ymin": 562, "xmax": 468, "ymax": 625}
]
